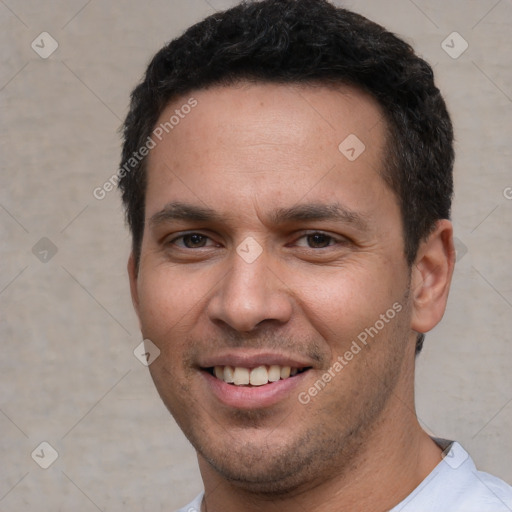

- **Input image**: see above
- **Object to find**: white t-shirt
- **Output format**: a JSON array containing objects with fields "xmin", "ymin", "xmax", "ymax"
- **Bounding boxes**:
[{"xmin": 176, "ymin": 440, "xmax": 512, "ymax": 512}]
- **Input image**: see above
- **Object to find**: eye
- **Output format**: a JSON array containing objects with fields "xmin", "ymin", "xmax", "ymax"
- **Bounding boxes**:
[
  {"xmin": 169, "ymin": 233, "xmax": 216, "ymax": 249},
  {"xmin": 295, "ymin": 232, "xmax": 340, "ymax": 249}
]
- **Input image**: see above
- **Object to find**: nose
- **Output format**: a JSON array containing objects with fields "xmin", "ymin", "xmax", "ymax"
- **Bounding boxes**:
[{"xmin": 207, "ymin": 249, "xmax": 293, "ymax": 333}]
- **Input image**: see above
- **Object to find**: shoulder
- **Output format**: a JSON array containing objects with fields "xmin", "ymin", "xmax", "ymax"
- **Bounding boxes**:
[
  {"xmin": 442, "ymin": 442, "xmax": 512, "ymax": 510},
  {"xmin": 461, "ymin": 468, "xmax": 512, "ymax": 510},
  {"xmin": 392, "ymin": 441, "xmax": 512, "ymax": 512},
  {"xmin": 174, "ymin": 492, "xmax": 204, "ymax": 512}
]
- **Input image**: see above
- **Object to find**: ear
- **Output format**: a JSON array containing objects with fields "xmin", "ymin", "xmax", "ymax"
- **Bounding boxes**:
[
  {"xmin": 410, "ymin": 219, "xmax": 455, "ymax": 335},
  {"xmin": 128, "ymin": 252, "xmax": 141, "ymax": 323}
]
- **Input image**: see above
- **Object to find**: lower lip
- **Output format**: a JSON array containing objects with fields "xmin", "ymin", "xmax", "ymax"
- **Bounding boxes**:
[{"xmin": 200, "ymin": 370, "xmax": 309, "ymax": 409}]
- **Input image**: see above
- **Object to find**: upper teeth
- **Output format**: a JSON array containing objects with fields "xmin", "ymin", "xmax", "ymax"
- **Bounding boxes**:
[{"xmin": 213, "ymin": 365, "xmax": 300, "ymax": 386}]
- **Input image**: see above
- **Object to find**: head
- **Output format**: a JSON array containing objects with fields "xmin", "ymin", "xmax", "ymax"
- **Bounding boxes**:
[
  {"xmin": 120, "ymin": 0, "xmax": 455, "ymax": 496},
  {"xmin": 120, "ymin": 0, "xmax": 454, "ymax": 355}
]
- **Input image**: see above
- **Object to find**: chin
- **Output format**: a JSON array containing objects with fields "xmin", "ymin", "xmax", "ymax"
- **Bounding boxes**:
[
  {"xmin": 202, "ymin": 446, "xmax": 312, "ymax": 495},
  {"xmin": 193, "ymin": 426, "xmax": 342, "ymax": 497}
]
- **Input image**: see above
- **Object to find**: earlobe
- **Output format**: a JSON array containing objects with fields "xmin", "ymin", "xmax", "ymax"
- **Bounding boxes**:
[
  {"xmin": 410, "ymin": 219, "xmax": 455, "ymax": 335},
  {"xmin": 127, "ymin": 253, "xmax": 141, "ymax": 321}
]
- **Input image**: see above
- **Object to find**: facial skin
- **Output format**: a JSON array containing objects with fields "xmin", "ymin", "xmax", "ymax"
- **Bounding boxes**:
[{"xmin": 128, "ymin": 82, "xmax": 455, "ymax": 512}]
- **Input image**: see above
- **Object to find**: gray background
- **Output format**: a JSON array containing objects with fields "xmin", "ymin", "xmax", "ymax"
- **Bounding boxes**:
[{"xmin": 1, "ymin": 0, "xmax": 511, "ymax": 510}]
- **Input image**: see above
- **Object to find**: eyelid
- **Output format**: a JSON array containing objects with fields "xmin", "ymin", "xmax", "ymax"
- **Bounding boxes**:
[
  {"xmin": 166, "ymin": 231, "xmax": 219, "ymax": 248},
  {"xmin": 163, "ymin": 229, "xmax": 349, "ymax": 249},
  {"xmin": 292, "ymin": 230, "xmax": 349, "ymax": 247}
]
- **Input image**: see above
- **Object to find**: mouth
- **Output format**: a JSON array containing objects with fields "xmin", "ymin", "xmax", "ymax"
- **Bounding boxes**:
[
  {"xmin": 198, "ymin": 352, "xmax": 316, "ymax": 409},
  {"xmin": 204, "ymin": 365, "xmax": 312, "ymax": 387}
]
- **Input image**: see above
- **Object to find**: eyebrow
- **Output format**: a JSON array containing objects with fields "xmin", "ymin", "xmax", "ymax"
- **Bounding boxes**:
[
  {"xmin": 149, "ymin": 201, "xmax": 369, "ymax": 231},
  {"xmin": 149, "ymin": 202, "xmax": 222, "ymax": 227},
  {"xmin": 269, "ymin": 203, "xmax": 369, "ymax": 231}
]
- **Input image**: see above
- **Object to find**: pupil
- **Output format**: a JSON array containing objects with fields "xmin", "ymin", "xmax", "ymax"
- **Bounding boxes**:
[
  {"xmin": 308, "ymin": 234, "xmax": 330, "ymax": 248},
  {"xmin": 185, "ymin": 234, "xmax": 205, "ymax": 247}
]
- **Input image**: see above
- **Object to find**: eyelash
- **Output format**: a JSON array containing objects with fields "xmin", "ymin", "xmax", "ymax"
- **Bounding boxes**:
[{"xmin": 167, "ymin": 231, "xmax": 346, "ymax": 250}]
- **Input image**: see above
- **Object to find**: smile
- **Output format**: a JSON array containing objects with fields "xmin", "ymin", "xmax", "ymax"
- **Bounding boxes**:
[{"xmin": 206, "ymin": 365, "xmax": 310, "ymax": 386}]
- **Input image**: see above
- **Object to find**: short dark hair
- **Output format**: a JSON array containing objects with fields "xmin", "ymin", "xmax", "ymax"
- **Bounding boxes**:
[{"xmin": 119, "ymin": 0, "xmax": 454, "ymax": 354}]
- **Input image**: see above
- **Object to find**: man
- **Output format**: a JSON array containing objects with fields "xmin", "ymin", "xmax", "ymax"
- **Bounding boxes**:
[{"xmin": 118, "ymin": 0, "xmax": 512, "ymax": 510}]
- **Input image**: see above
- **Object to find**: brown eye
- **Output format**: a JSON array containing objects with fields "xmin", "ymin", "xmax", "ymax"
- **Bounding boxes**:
[
  {"xmin": 181, "ymin": 233, "xmax": 208, "ymax": 248},
  {"xmin": 306, "ymin": 233, "xmax": 333, "ymax": 248},
  {"xmin": 168, "ymin": 233, "xmax": 212, "ymax": 248}
]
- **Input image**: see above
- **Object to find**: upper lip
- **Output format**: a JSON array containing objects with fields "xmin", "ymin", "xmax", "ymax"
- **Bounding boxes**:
[{"xmin": 198, "ymin": 350, "xmax": 315, "ymax": 370}]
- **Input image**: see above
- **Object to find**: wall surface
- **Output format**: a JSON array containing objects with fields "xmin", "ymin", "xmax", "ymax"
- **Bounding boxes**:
[{"xmin": 1, "ymin": 0, "xmax": 511, "ymax": 510}]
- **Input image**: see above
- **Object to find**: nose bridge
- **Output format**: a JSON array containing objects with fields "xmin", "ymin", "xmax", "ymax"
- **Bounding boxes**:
[{"xmin": 208, "ymin": 247, "xmax": 292, "ymax": 332}]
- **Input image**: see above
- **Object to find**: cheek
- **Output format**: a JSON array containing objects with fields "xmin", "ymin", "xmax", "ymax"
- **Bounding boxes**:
[
  {"xmin": 285, "ymin": 261, "xmax": 403, "ymax": 350},
  {"xmin": 136, "ymin": 265, "xmax": 211, "ymax": 340},
  {"xmin": 137, "ymin": 268, "xmax": 206, "ymax": 408}
]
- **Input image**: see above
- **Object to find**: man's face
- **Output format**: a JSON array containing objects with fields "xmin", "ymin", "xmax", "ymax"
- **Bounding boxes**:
[{"xmin": 130, "ymin": 83, "xmax": 416, "ymax": 492}]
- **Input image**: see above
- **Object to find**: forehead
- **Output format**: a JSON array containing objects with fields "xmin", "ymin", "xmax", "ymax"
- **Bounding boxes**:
[{"xmin": 144, "ymin": 82, "xmax": 394, "ymax": 223}]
